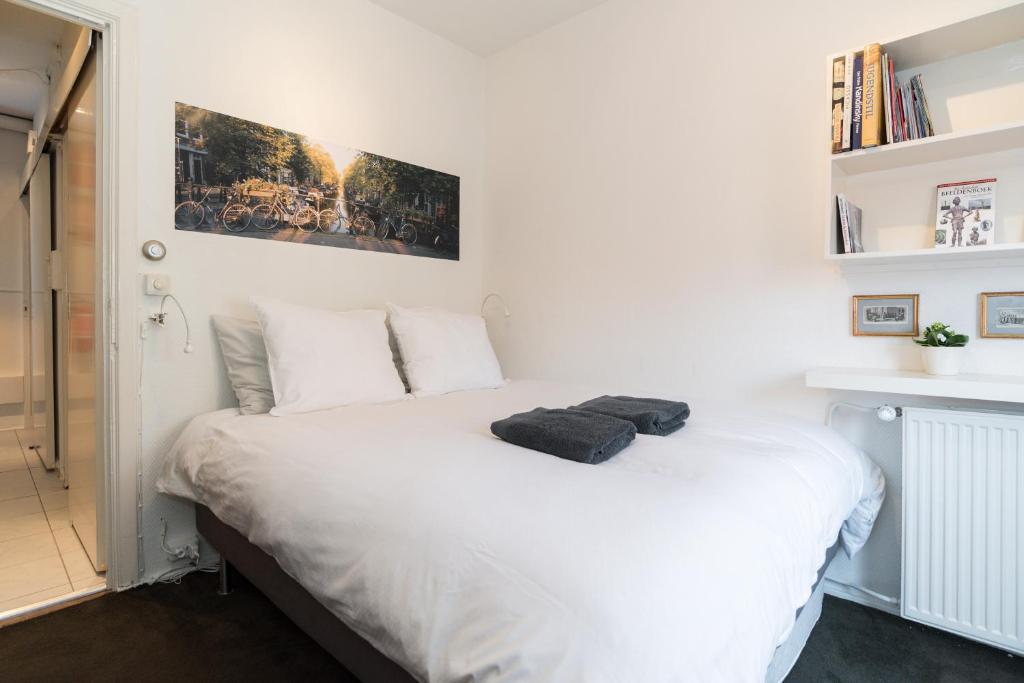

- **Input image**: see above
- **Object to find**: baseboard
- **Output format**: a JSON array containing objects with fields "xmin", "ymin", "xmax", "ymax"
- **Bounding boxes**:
[
  {"xmin": 0, "ymin": 415, "xmax": 25, "ymax": 431},
  {"xmin": 824, "ymin": 578, "xmax": 901, "ymax": 616}
]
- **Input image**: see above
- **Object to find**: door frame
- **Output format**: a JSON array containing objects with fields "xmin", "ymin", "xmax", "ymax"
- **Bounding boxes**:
[{"xmin": 13, "ymin": 0, "xmax": 139, "ymax": 590}]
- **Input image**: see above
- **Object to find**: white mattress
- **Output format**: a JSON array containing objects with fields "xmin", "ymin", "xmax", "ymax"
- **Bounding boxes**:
[{"xmin": 158, "ymin": 380, "xmax": 884, "ymax": 682}]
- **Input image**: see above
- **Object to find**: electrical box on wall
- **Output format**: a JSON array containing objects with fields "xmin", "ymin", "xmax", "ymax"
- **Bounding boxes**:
[{"xmin": 144, "ymin": 274, "xmax": 172, "ymax": 296}]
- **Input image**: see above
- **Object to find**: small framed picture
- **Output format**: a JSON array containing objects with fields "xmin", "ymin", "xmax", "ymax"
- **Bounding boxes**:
[
  {"xmin": 852, "ymin": 294, "xmax": 919, "ymax": 337},
  {"xmin": 980, "ymin": 291, "xmax": 1024, "ymax": 339}
]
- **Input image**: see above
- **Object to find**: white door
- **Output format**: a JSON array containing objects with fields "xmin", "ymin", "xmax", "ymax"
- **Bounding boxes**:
[
  {"xmin": 61, "ymin": 52, "xmax": 106, "ymax": 572},
  {"xmin": 26, "ymin": 153, "xmax": 55, "ymax": 469}
]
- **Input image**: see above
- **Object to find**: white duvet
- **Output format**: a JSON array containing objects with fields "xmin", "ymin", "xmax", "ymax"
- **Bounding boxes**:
[{"xmin": 158, "ymin": 381, "xmax": 884, "ymax": 682}]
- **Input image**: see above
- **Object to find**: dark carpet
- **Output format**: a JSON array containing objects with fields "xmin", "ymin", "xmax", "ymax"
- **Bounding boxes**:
[{"xmin": 0, "ymin": 572, "xmax": 1020, "ymax": 682}]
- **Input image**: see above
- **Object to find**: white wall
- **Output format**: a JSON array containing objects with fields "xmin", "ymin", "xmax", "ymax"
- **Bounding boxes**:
[
  {"xmin": 0, "ymin": 129, "xmax": 27, "ymax": 417},
  {"xmin": 483, "ymin": 0, "xmax": 1024, "ymax": 604},
  {"xmin": 126, "ymin": 0, "xmax": 486, "ymax": 580}
]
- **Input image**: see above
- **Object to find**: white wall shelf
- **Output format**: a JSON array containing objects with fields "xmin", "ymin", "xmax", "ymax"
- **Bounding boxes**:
[
  {"xmin": 827, "ymin": 241, "xmax": 1024, "ymax": 269},
  {"xmin": 831, "ymin": 121, "xmax": 1024, "ymax": 176},
  {"xmin": 806, "ymin": 366, "xmax": 1024, "ymax": 404},
  {"xmin": 824, "ymin": 5, "xmax": 1024, "ymax": 268}
]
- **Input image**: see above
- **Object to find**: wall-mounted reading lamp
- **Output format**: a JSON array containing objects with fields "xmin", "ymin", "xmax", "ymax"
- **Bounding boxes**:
[
  {"xmin": 148, "ymin": 294, "xmax": 194, "ymax": 353},
  {"xmin": 481, "ymin": 293, "xmax": 511, "ymax": 318}
]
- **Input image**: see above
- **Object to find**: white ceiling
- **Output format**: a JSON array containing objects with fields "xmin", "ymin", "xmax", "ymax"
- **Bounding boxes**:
[
  {"xmin": 367, "ymin": 0, "xmax": 610, "ymax": 56},
  {"xmin": 0, "ymin": 1, "xmax": 74, "ymax": 120}
]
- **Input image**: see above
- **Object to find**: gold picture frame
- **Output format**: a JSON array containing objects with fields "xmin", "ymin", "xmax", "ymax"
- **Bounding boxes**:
[
  {"xmin": 852, "ymin": 294, "xmax": 920, "ymax": 337},
  {"xmin": 980, "ymin": 291, "xmax": 1024, "ymax": 339}
]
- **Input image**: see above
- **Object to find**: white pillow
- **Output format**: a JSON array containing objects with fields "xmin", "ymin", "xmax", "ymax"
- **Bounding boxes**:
[
  {"xmin": 211, "ymin": 316, "xmax": 275, "ymax": 415},
  {"xmin": 386, "ymin": 303, "xmax": 504, "ymax": 397},
  {"xmin": 252, "ymin": 298, "xmax": 407, "ymax": 416}
]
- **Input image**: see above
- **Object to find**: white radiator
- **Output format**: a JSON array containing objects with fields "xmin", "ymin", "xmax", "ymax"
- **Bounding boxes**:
[{"xmin": 902, "ymin": 407, "xmax": 1024, "ymax": 654}]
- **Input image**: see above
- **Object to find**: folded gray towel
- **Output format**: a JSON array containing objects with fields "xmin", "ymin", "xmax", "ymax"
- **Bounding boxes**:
[
  {"xmin": 491, "ymin": 408, "xmax": 636, "ymax": 464},
  {"xmin": 572, "ymin": 396, "xmax": 690, "ymax": 436}
]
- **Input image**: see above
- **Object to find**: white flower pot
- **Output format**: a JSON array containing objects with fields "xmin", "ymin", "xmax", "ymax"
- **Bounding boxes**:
[{"xmin": 921, "ymin": 346, "xmax": 965, "ymax": 376}]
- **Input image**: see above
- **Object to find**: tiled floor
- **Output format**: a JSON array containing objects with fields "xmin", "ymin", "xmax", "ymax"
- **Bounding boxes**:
[{"xmin": 0, "ymin": 429, "xmax": 105, "ymax": 614}]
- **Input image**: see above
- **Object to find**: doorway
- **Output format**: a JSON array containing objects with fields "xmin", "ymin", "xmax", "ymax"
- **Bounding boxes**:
[{"xmin": 0, "ymin": 0, "xmax": 107, "ymax": 617}]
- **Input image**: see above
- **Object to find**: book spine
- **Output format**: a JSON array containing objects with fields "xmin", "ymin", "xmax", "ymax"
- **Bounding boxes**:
[
  {"xmin": 911, "ymin": 78, "xmax": 926, "ymax": 139},
  {"xmin": 831, "ymin": 57, "xmax": 845, "ymax": 153},
  {"xmin": 842, "ymin": 52, "xmax": 855, "ymax": 150},
  {"xmin": 915, "ymin": 75, "xmax": 935, "ymax": 137},
  {"xmin": 904, "ymin": 83, "xmax": 917, "ymax": 139},
  {"xmin": 881, "ymin": 54, "xmax": 893, "ymax": 145},
  {"xmin": 838, "ymin": 195, "xmax": 852, "ymax": 254},
  {"xmin": 888, "ymin": 59, "xmax": 900, "ymax": 143},
  {"xmin": 851, "ymin": 53, "xmax": 864, "ymax": 150},
  {"xmin": 861, "ymin": 43, "xmax": 883, "ymax": 147},
  {"xmin": 835, "ymin": 198, "xmax": 845, "ymax": 254},
  {"xmin": 897, "ymin": 85, "xmax": 907, "ymax": 141}
]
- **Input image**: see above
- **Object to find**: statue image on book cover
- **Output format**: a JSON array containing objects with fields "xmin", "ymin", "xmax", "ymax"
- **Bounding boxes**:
[{"xmin": 935, "ymin": 178, "xmax": 996, "ymax": 249}]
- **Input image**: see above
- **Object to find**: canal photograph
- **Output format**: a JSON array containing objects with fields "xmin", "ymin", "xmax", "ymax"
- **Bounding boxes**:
[{"xmin": 174, "ymin": 102, "xmax": 460, "ymax": 260}]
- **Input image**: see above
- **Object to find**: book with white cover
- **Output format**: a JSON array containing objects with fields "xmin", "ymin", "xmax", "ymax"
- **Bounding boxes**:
[
  {"xmin": 837, "ymin": 195, "xmax": 851, "ymax": 253},
  {"xmin": 841, "ymin": 52, "xmax": 855, "ymax": 150},
  {"xmin": 847, "ymin": 200, "xmax": 863, "ymax": 253},
  {"xmin": 935, "ymin": 178, "xmax": 996, "ymax": 249}
]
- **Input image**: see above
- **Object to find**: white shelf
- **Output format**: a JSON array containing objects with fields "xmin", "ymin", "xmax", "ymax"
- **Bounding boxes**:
[
  {"xmin": 830, "ymin": 121, "xmax": 1024, "ymax": 176},
  {"xmin": 827, "ymin": 241, "xmax": 1024, "ymax": 269},
  {"xmin": 827, "ymin": 4, "xmax": 1024, "ymax": 69},
  {"xmin": 806, "ymin": 367, "xmax": 1024, "ymax": 404},
  {"xmin": 862, "ymin": 4, "xmax": 1024, "ymax": 70},
  {"xmin": 824, "ymin": 5, "xmax": 1024, "ymax": 272}
]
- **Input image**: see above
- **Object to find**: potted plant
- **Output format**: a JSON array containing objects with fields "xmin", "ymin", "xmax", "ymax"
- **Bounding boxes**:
[{"xmin": 914, "ymin": 322, "xmax": 969, "ymax": 376}]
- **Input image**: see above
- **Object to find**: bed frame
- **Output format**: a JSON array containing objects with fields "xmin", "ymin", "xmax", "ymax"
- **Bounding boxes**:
[
  {"xmin": 195, "ymin": 505, "xmax": 416, "ymax": 682},
  {"xmin": 197, "ymin": 503, "xmax": 836, "ymax": 682}
]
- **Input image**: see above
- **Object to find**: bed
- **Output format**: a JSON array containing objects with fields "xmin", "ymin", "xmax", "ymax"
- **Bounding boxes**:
[{"xmin": 158, "ymin": 380, "xmax": 885, "ymax": 682}]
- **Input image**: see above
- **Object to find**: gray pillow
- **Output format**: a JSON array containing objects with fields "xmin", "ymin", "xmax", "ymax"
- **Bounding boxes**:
[{"xmin": 211, "ymin": 316, "xmax": 275, "ymax": 415}]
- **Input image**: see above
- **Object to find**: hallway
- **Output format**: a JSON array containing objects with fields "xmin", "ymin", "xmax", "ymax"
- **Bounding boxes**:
[{"xmin": 0, "ymin": 429, "xmax": 104, "ymax": 615}]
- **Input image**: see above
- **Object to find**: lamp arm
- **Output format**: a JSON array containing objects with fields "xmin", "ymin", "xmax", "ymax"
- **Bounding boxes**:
[
  {"xmin": 481, "ymin": 293, "xmax": 511, "ymax": 318},
  {"xmin": 155, "ymin": 294, "xmax": 193, "ymax": 353}
]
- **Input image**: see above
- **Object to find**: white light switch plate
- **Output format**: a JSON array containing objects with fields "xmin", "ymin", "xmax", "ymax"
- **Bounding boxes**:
[{"xmin": 144, "ymin": 274, "xmax": 172, "ymax": 296}]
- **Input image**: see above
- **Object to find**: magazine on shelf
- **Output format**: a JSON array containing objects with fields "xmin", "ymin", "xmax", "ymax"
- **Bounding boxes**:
[
  {"xmin": 835, "ymin": 194, "xmax": 864, "ymax": 254},
  {"xmin": 935, "ymin": 178, "xmax": 997, "ymax": 249},
  {"xmin": 848, "ymin": 201, "xmax": 863, "ymax": 253},
  {"xmin": 837, "ymin": 195, "xmax": 851, "ymax": 253}
]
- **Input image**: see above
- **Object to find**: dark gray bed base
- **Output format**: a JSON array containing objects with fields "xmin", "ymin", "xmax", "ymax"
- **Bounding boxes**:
[{"xmin": 195, "ymin": 505, "xmax": 416, "ymax": 683}]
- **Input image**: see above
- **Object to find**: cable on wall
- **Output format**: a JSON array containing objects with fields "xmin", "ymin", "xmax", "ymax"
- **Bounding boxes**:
[
  {"xmin": 150, "ymin": 294, "xmax": 194, "ymax": 353},
  {"xmin": 136, "ymin": 292, "xmax": 196, "ymax": 582},
  {"xmin": 827, "ymin": 401, "xmax": 901, "ymax": 428}
]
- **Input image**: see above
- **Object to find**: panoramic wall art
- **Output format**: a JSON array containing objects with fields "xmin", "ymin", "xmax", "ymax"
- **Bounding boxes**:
[{"xmin": 173, "ymin": 102, "xmax": 460, "ymax": 260}]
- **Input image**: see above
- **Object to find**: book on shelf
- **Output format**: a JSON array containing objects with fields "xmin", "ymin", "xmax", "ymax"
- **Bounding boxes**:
[
  {"xmin": 841, "ymin": 52, "xmax": 854, "ymax": 150},
  {"xmin": 935, "ymin": 178, "xmax": 996, "ymax": 249},
  {"xmin": 861, "ymin": 44, "xmax": 884, "ymax": 147},
  {"xmin": 835, "ymin": 194, "xmax": 864, "ymax": 254},
  {"xmin": 831, "ymin": 56, "xmax": 845, "ymax": 153},
  {"xmin": 831, "ymin": 45, "xmax": 935, "ymax": 154},
  {"xmin": 886, "ymin": 57, "xmax": 902, "ymax": 143},
  {"xmin": 851, "ymin": 53, "xmax": 864, "ymax": 150},
  {"xmin": 881, "ymin": 54, "xmax": 894, "ymax": 144}
]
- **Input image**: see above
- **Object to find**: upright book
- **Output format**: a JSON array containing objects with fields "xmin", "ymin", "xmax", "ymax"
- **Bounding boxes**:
[
  {"xmin": 851, "ymin": 53, "xmax": 864, "ymax": 150},
  {"xmin": 841, "ymin": 52, "xmax": 855, "ymax": 150},
  {"xmin": 831, "ymin": 56, "xmax": 845, "ymax": 153},
  {"xmin": 836, "ymin": 194, "xmax": 863, "ymax": 254},
  {"xmin": 836, "ymin": 195, "xmax": 851, "ymax": 254},
  {"xmin": 881, "ymin": 54, "xmax": 893, "ymax": 144},
  {"xmin": 861, "ymin": 43, "xmax": 884, "ymax": 147},
  {"xmin": 935, "ymin": 178, "xmax": 997, "ymax": 249}
]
